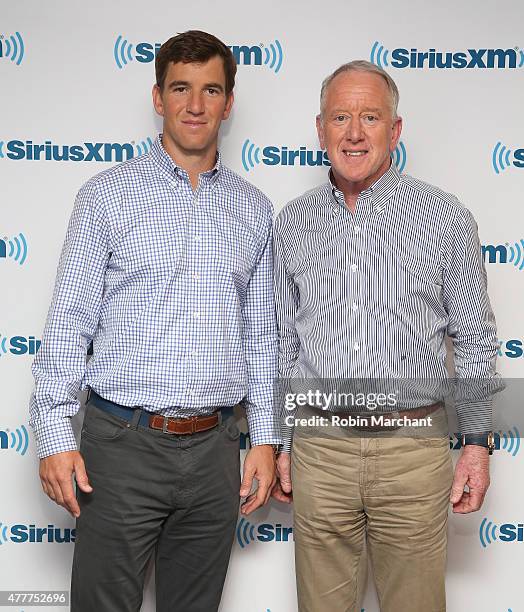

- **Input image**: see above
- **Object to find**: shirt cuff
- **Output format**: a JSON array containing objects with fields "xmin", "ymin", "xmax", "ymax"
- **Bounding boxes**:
[
  {"xmin": 32, "ymin": 417, "xmax": 78, "ymax": 459},
  {"xmin": 455, "ymin": 400, "xmax": 493, "ymax": 434},
  {"xmin": 246, "ymin": 410, "xmax": 282, "ymax": 447}
]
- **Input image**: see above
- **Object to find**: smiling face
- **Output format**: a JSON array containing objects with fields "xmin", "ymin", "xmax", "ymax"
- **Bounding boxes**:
[
  {"xmin": 317, "ymin": 70, "xmax": 402, "ymax": 198},
  {"xmin": 152, "ymin": 56, "xmax": 233, "ymax": 168}
]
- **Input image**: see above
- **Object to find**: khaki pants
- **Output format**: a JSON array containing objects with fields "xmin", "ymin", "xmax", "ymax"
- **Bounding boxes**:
[{"xmin": 292, "ymin": 424, "xmax": 453, "ymax": 612}]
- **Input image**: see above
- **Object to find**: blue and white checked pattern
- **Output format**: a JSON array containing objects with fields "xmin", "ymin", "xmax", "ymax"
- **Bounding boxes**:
[
  {"xmin": 30, "ymin": 136, "xmax": 280, "ymax": 458},
  {"xmin": 274, "ymin": 163, "xmax": 499, "ymax": 452}
]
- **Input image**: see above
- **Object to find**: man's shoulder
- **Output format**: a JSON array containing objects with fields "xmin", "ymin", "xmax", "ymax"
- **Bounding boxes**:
[
  {"xmin": 275, "ymin": 182, "xmax": 332, "ymax": 225},
  {"xmin": 399, "ymin": 173, "xmax": 466, "ymax": 213},
  {"xmin": 79, "ymin": 154, "xmax": 155, "ymax": 196},
  {"xmin": 219, "ymin": 164, "xmax": 273, "ymax": 213}
]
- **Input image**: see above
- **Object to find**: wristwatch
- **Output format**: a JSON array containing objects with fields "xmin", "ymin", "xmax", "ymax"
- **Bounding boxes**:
[{"xmin": 461, "ymin": 432, "xmax": 495, "ymax": 455}]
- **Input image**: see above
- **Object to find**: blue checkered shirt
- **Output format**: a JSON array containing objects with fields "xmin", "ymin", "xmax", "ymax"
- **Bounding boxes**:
[{"xmin": 30, "ymin": 136, "xmax": 280, "ymax": 458}]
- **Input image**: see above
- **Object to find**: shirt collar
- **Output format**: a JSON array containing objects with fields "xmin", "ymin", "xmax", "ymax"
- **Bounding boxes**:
[
  {"xmin": 329, "ymin": 160, "xmax": 401, "ymax": 213},
  {"xmin": 149, "ymin": 134, "xmax": 222, "ymax": 188}
]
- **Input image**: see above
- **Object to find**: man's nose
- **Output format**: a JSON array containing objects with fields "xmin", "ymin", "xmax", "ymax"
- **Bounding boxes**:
[
  {"xmin": 346, "ymin": 118, "xmax": 363, "ymax": 142},
  {"xmin": 186, "ymin": 91, "xmax": 204, "ymax": 114}
]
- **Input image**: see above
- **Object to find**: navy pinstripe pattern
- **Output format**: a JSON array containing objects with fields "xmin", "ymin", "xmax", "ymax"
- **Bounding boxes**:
[
  {"xmin": 274, "ymin": 163, "xmax": 498, "ymax": 452},
  {"xmin": 30, "ymin": 136, "xmax": 280, "ymax": 458}
]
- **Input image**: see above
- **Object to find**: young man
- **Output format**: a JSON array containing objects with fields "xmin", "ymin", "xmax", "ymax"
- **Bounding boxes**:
[
  {"xmin": 273, "ymin": 61, "xmax": 498, "ymax": 611},
  {"xmin": 30, "ymin": 30, "xmax": 280, "ymax": 612}
]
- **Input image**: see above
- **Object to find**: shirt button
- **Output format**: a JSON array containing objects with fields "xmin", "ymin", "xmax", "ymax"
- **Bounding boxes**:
[
  {"xmin": 193, "ymin": 272, "xmax": 200, "ymax": 280},
  {"xmin": 354, "ymin": 226, "xmax": 361, "ymax": 234},
  {"xmin": 352, "ymin": 302, "xmax": 358, "ymax": 311},
  {"xmin": 188, "ymin": 389, "xmax": 195, "ymax": 396},
  {"xmin": 353, "ymin": 342, "xmax": 360, "ymax": 351},
  {"xmin": 351, "ymin": 264, "xmax": 358, "ymax": 272},
  {"xmin": 333, "ymin": 208, "xmax": 340, "ymax": 215},
  {"xmin": 194, "ymin": 235, "xmax": 201, "ymax": 242},
  {"xmin": 190, "ymin": 350, "xmax": 198, "ymax": 358},
  {"xmin": 193, "ymin": 312, "xmax": 200, "ymax": 319}
]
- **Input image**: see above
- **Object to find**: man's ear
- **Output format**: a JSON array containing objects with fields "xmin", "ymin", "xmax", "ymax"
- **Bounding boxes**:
[
  {"xmin": 316, "ymin": 114, "xmax": 325, "ymax": 149},
  {"xmin": 152, "ymin": 84, "xmax": 164, "ymax": 118}
]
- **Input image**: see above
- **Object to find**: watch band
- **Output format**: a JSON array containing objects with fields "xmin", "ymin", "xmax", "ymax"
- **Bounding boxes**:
[{"xmin": 461, "ymin": 432, "xmax": 495, "ymax": 455}]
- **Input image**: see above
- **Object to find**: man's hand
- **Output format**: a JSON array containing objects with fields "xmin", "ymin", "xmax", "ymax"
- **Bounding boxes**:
[
  {"xmin": 39, "ymin": 450, "xmax": 93, "ymax": 518},
  {"xmin": 240, "ymin": 445, "xmax": 276, "ymax": 515},
  {"xmin": 271, "ymin": 452, "xmax": 293, "ymax": 504},
  {"xmin": 450, "ymin": 445, "xmax": 490, "ymax": 513}
]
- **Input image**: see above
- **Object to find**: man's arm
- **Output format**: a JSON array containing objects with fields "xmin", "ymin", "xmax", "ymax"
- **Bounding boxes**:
[
  {"xmin": 239, "ymin": 205, "xmax": 280, "ymax": 514},
  {"xmin": 270, "ymin": 213, "xmax": 301, "ymax": 503},
  {"xmin": 30, "ymin": 179, "xmax": 111, "ymax": 515},
  {"xmin": 442, "ymin": 205, "xmax": 498, "ymax": 513}
]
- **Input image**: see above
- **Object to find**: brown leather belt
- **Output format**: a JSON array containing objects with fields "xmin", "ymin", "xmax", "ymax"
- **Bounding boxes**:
[
  {"xmin": 89, "ymin": 391, "xmax": 226, "ymax": 435},
  {"xmin": 149, "ymin": 413, "xmax": 219, "ymax": 435}
]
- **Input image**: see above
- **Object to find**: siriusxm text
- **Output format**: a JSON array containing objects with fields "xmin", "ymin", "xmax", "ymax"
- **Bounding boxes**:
[
  {"xmin": 390, "ymin": 48, "xmax": 521, "ymax": 69},
  {"xmin": 2, "ymin": 140, "xmax": 136, "ymax": 162}
]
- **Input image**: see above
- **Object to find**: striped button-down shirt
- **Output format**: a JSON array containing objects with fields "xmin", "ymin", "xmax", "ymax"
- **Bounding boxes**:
[
  {"xmin": 30, "ymin": 136, "xmax": 280, "ymax": 458},
  {"xmin": 274, "ymin": 163, "xmax": 498, "ymax": 452}
]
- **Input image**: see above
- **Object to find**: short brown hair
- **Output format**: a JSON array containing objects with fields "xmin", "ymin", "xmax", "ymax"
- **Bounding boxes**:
[{"xmin": 155, "ymin": 30, "xmax": 237, "ymax": 95}]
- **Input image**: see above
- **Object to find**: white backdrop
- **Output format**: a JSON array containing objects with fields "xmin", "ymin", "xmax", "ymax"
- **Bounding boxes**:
[{"xmin": 1, "ymin": 1, "xmax": 523, "ymax": 611}]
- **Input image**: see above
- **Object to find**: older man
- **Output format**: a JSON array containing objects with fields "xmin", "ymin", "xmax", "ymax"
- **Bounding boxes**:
[{"xmin": 272, "ymin": 60, "xmax": 497, "ymax": 612}]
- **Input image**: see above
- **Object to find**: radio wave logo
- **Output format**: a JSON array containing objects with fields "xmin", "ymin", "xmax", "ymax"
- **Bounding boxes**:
[
  {"xmin": 370, "ymin": 41, "xmax": 390, "ymax": 68},
  {"xmin": 134, "ymin": 137, "xmax": 153, "ymax": 156},
  {"xmin": 371, "ymin": 41, "xmax": 524, "ymax": 69},
  {"xmin": 260, "ymin": 40, "xmax": 283, "ymax": 74},
  {"xmin": 0, "ymin": 425, "xmax": 29, "ymax": 456},
  {"xmin": 492, "ymin": 142, "xmax": 512, "ymax": 174},
  {"xmin": 392, "ymin": 141, "xmax": 407, "ymax": 173},
  {"xmin": 114, "ymin": 34, "xmax": 134, "ymax": 69},
  {"xmin": 479, "ymin": 517, "xmax": 498, "ymax": 548},
  {"xmin": 0, "ymin": 32, "xmax": 25, "ymax": 66},
  {"xmin": 241, "ymin": 139, "xmax": 407, "ymax": 172},
  {"xmin": 0, "ymin": 523, "xmax": 8, "ymax": 545},
  {"xmin": 0, "ymin": 232, "xmax": 28, "ymax": 265},
  {"xmin": 499, "ymin": 427, "xmax": 520, "ymax": 457},
  {"xmin": 241, "ymin": 139, "xmax": 262, "ymax": 172},
  {"xmin": 236, "ymin": 517, "xmax": 256, "ymax": 548}
]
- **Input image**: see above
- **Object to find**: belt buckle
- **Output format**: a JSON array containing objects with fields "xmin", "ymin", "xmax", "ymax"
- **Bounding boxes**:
[
  {"xmin": 189, "ymin": 416, "xmax": 197, "ymax": 434},
  {"xmin": 162, "ymin": 417, "xmax": 171, "ymax": 434}
]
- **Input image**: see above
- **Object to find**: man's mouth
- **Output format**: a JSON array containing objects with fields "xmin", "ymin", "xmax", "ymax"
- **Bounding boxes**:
[{"xmin": 343, "ymin": 150, "xmax": 367, "ymax": 157}]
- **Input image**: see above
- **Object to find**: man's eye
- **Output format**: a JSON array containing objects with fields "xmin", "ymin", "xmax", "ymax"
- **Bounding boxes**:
[
  {"xmin": 335, "ymin": 115, "xmax": 347, "ymax": 122},
  {"xmin": 207, "ymin": 88, "xmax": 219, "ymax": 95},
  {"xmin": 364, "ymin": 115, "xmax": 377, "ymax": 122},
  {"xmin": 173, "ymin": 87, "xmax": 187, "ymax": 93}
]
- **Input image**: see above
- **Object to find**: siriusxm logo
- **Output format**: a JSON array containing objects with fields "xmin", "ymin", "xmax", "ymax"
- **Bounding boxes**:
[
  {"xmin": 0, "ymin": 425, "xmax": 29, "ymax": 456},
  {"xmin": 497, "ymin": 339, "xmax": 524, "ymax": 359},
  {"xmin": 0, "ymin": 137, "xmax": 153, "ymax": 162},
  {"xmin": 114, "ymin": 36, "xmax": 283, "ymax": 74},
  {"xmin": 236, "ymin": 518, "xmax": 293, "ymax": 548},
  {"xmin": 492, "ymin": 142, "xmax": 524, "ymax": 174},
  {"xmin": 0, "ymin": 232, "xmax": 28, "ymax": 265},
  {"xmin": 0, "ymin": 335, "xmax": 41, "ymax": 357},
  {"xmin": 0, "ymin": 523, "xmax": 75, "ymax": 545},
  {"xmin": 482, "ymin": 240, "xmax": 524, "ymax": 270},
  {"xmin": 371, "ymin": 41, "xmax": 524, "ymax": 69},
  {"xmin": 0, "ymin": 32, "xmax": 25, "ymax": 66},
  {"xmin": 449, "ymin": 429, "xmax": 520, "ymax": 457},
  {"xmin": 479, "ymin": 517, "xmax": 524, "ymax": 548},
  {"xmin": 241, "ymin": 139, "xmax": 407, "ymax": 173}
]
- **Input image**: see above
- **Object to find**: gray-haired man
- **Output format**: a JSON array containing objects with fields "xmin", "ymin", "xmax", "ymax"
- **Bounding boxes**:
[{"xmin": 272, "ymin": 60, "xmax": 497, "ymax": 611}]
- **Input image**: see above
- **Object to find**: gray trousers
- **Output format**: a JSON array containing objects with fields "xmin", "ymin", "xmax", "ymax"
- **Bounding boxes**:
[{"xmin": 71, "ymin": 402, "xmax": 241, "ymax": 612}]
